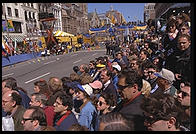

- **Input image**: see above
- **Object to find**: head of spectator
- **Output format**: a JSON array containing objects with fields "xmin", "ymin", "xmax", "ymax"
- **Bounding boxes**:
[
  {"xmin": 2, "ymin": 77, "xmax": 17, "ymax": 94},
  {"xmin": 176, "ymin": 13, "xmax": 190, "ymax": 29},
  {"xmin": 68, "ymin": 124, "xmax": 89, "ymax": 131},
  {"xmin": 48, "ymin": 77, "xmax": 63, "ymax": 93},
  {"xmin": 79, "ymin": 63, "xmax": 90, "ymax": 74},
  {"xmin": 117, "ymin": 69, "xmax": 143, "ymax": 102},
  {"xmin": 154, "ymin": 69, "xmax": 175, "ymax": 90},
  {"xmin": 89, "ymin": 60, "xmax": 96, "ymax": 70},
  {"xmin": 177, "ymin": 34, "xmax": 191, "ymax": 51},
  {"xmin": 53, "ymin": 93, "xmax": 73, "ymax": 115},
  {"xmin": 2, "ymin": 90, "xmax": 22, "ymax": 114},
  {"xmin": 129, "ymin": 47, "xmax": 139, "ymax": 58},
  {"xmin": 89, "ymin": 80, "xmax": 103, "ymax": 94},
  {"xmin": 146, "ymin": 62, "xmax": 158, "ymax": 81},
  {"xmin": 21, "ymin": 106, "xmax": 50, "ymax": 131},
  {"xmin": 33, "ymin": 79, "xmax": 50, "ymax": 95},
  {"xmin": 69, "ymin": 73, "xmax": 80, "ymax": 82},
  {"xmin": 177, "ymin": 81, "xmax": 191, "ymax": 117},
  {"xmin": 141, "ymin": 94, "xmax": 184, "ymax": 131},
  {"xmin": 100, "ymin": 69, "xmax": 112, "ymax": 84},
  {"xmin": 29, "ymin": 93, "xmax": 47, "ymax": 107},
  {"xmin": 166, "ymin": 19, "xmax": 177, "ymax": 33},
  {"xmin": 96, "ymin": 92, "xmax": 117, "ymax": 115},
  {"xmin": 112, "ymin": 63, "xmax": 121, "ymax": 73},
  {"xmin": 115, "ymin": 52, "xmax": 123, "ymax": 60},
  {"xmin": 73, "ymin": 66, "xmax": 80, "ymax": 74},
  {"xmin": 179, "ymin": 22, "xmax": 190, "ymax": 35},
  {"xmin": 139, "ymin": 49, "xmax": 149, "ymax": 62},
  {"xmin": 99, "ymin": 113, "xmax": 133, "ymax": 131},
  {"xmin": 128, "ymin": 56, "xmax": 140, "ymax": 71}
]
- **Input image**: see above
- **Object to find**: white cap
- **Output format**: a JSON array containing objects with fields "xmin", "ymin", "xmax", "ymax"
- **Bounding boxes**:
[
  {"xmin": 112, "ymin": 64, "xmax": 121, "ymax": 72},
  {"xmin": 81, "ymin": 84, "xmax": 93, "ymax": 96}
]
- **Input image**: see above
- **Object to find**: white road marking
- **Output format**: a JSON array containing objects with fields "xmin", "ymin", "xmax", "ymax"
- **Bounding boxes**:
[
  {"xmin": 2, "ymin": 73, "xmax": 14, "ymax": 78},
  {"xmin": 44, "ymin": 60, "xmax": 56, "ymax": 65},
  {"xmin": 25, "ymin": 72, "xmax": 51, "ymax": 84},
  {"xmin": 73, "ymin": 59, "xmax": 82, "ymax": 64},
  {"xmin": 92, "ymin": 53, "xmax": 97, "ymax": 56},
  {"xmin": 71, "ymin": 54, "xmax": 78, "ymax": 57}
]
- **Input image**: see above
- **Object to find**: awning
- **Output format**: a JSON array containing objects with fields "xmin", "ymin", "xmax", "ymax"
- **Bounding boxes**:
[
  {"xmin": 54, "ymin": 30, "xmax": 74, "ymax": 37},
  {"xmin": 3, "ymin": 35, "xmax": 25, "ymax": 42}
]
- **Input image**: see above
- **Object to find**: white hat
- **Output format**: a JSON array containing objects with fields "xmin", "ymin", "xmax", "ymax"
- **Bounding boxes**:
[
  {"xmin": 112, "ymin": 64, "xmax": 121, "ymax": 72},
  {"xmin": 81, "ymin": 84, "xmax": 93, "ymax": 96},
  {"xmin": 154, "ymin": 68, "xmax": 175, "ymax": 83}
]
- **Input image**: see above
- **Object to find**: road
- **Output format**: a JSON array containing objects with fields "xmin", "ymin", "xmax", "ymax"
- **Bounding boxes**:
[{"xmin": 2, "ymin": 47, "xmax": 107, "ymax": 96}]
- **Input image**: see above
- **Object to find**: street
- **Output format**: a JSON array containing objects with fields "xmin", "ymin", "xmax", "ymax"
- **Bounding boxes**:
[{"xmin": 2, "ymin": 48, "xmax": 107, "ymax": 96}]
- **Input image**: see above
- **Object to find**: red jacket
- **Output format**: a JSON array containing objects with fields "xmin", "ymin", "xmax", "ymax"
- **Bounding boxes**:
[{"xmin": 43, "ymin": 106, "xmax": 55, "ymax": 126}]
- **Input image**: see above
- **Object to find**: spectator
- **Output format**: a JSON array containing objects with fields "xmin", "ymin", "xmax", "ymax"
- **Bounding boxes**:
[
  {"xmin": 177, "ymin": 81, "xmax": 191, "ymax": 130},
  {"xmin": 21, "ymin": 106, "xmax": 55, "ymax": 131},
  {"xmin": 179, "ymin": 22, "xmax": 190, "ymax": 36},
  {"xmin": 141, "ymin": 93, "xmax": 188, "ymax": 131},
  {"xmin": 75, "ymin": 84, "xmax": 98, "ymax": 131},
  {"xmin": 89, "ymin": 80, "xmax": 103, "ymax": 95},
  {"xmin": 47, "ymin": 77, "xmax": 66, "ymax": 106},
  {"xmin": 33, "ymin": 79, "xmax": 52, "ymax": 99},
  {"xmin": 100, "ymin": 69, "xmax": 118, "ymax": 102},
  {"xmin": 116, "ymin": 69, "xmax": 145, "ymax": 131},
  {"xmin": 29, "ymin": 93, "xmax": 55, "ymax": 126},
  {"xmin": 89, "ymin": 60, "xmax": 97, "ymax": 77},
  {"xmin": 53, "ymin": 93, "xmax": 78, "ymax": 131},
  {"xmin": 2, "ymin": 90, "xmax": 25, "ymax": 131},
  {"xmin": 99, "ymin": 113, "xmax": 133, "ymax": 131},
  {"xmin": 139, "ymin": 48, "xmax": 150, "ymax": 63},
  {"xmin": 154, "ymin": 69, "xmax": 177, "ymax": 98},
  {"xmin": 78, "ymin": 63, "xmax": 93, "ymax": 85},
  {"xmin": 111, "ymin": 63, "xmax": 121, "ymax": 90}
]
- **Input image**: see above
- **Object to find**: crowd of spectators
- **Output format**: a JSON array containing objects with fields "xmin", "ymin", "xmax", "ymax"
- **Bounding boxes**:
[{"xmin": 2, "ymin": 12, "xmax": 192, "ymax": 131}]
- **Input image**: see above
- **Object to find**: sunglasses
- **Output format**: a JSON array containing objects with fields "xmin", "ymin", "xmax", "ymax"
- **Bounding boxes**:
[
  {"xmin": 148, "ymin": 71, "xmax": 155, "ymax": 74},
  {"xmin": 97, "ymin": 101, "xmax": 106, "ymax": 106},
  {"xmin": 117, "ymin": 84, "xmax": 130, "ymax": 90},
  {"xmin": 21, "ymin": 118, "xmax": 33, "ymax": 124}
]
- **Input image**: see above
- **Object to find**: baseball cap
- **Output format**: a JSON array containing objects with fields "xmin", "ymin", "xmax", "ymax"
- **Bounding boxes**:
[
  {"xmin": 89, "ymin": 80, "xmax": 103, "ymax": 90},
  {"xmin": 154, "ymin": 68, "xmax": 175, "ymax": 83},
  {"xmin": 112, "ymin": 64, "xmax": 121, "ymax": 72},
  {"xmin": 96, "ymin": 64, "xmax": 105, "ymax": 68},
  {"xmin": 77, "ymin": 84, "xmax": 93, "ymax": 96}
]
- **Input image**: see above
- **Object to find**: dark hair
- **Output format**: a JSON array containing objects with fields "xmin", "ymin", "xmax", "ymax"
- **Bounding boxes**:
[
  {"xmin": 141, "ymin": 94, "xmax": 183, "ymax": 129},
  {"xmin": 68, "ymin": 124, "xmax": 89, "ymax": 131},
  {"xmin": 57, "ymin": 94, "xmax": 73, "ymax": 111},
  {"xmin": 28, "ymin": 106, "xmax": 47, "ymax": 126},
  {"xmin": 34, "ymin": 80, "xmax": 49, "ymax": 94},
  {"xmin": 11, "ymin": 92, "xmax": 22, "ymax": 105},
  {"xmin": 99, "ymin": 92, "xmax": 117, "ymax": 108},
  {"xmin": 73, "ymin": 66, "xmax": 79, "ymax": 73},
  {"xmin": 3, "ymin": 77, "xmax": 17, "ymax": 90},
  {"xmin": 99, "ymin": 113, "xmax": 133, "ymax": 131},
  {"xmin": 119, "ymin": 69, "xmax": 143, "ymax": 91},
  {"xmin": 166, "ymin": 19, "xmax": 177, "ymax": 32},
  {"xmin": 178, "ymin": 34, "xmax": 191, "ymax": 42},
  {"xmin": 140, "ymin": 48, "xmax": 149, "ymax": 58},
  {"xmin": 101, "ymin": 68, "xmax": 113, "ymax": 78}
]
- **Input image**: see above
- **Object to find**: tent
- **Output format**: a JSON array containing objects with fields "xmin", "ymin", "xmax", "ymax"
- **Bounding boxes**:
[{"xmin": 54, "ymin": 30, "xmax": 74, "ymax": 37}]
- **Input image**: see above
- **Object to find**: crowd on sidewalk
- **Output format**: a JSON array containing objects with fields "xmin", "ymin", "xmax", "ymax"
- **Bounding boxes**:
[{"xmin": 2, "ymin": 12, "xmax": 191, "ymax": 131}]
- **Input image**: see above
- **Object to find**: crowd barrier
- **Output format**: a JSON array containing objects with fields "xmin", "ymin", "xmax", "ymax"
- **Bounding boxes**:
[{"xmin": 2, "ymin": 52, "xmax": 41, "ymax": 67}]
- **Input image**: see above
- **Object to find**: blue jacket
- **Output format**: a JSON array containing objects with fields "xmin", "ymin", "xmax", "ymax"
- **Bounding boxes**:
[
  {"xmin": 54, "ymin": 112, "xmax": 78, "ymax": 131},
  {"xmin": 78, "ymin": 101, "xmax": 97, "ymax": 131}
]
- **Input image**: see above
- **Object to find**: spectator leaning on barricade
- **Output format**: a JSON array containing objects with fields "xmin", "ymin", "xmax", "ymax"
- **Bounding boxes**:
[
  {"xmin": 53, "ymin": 93, "xmax": 78, "ymax": 131},
  {"xmin": 2, "ymin": 90, "xmax": 25, "ymax": 131},
  {"xmin": 21, "ymin": 106, "xmax": 56, "ymax": 131},
  {"xmin": 141, "ymin": 93, "xmax": 189, "ymax": 131},
  {"xmin": 29, "ymin": 93, "xmax": 55, "ymax": 126}
]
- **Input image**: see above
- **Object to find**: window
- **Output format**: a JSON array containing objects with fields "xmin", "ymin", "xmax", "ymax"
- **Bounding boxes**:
[
  {"xmin": 15, "ymin": 9, "xmax": 19, "ymax": 17},
  {"xmin": 25, "ymin": 11, "xmax": 28, "ymax": 21},
  {"xmin": 29, "ymin": 12, "xmax": 31, "ymax": 19},
  {"xmin": 7, "ymin": 7, "xmax": 12, "ymax": 16},
  {"xmin": 31, "ymin": 3, "xmax": 34, "ymax": 8},
  {"xmin": 33, "ymin": 13, "xmax": 35, "ymax": 19}
]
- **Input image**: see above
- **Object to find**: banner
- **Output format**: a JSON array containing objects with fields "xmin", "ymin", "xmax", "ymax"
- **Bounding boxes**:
[{"xmin": 2, "ymin": 20, "xmax": 15, "ymax": 32}]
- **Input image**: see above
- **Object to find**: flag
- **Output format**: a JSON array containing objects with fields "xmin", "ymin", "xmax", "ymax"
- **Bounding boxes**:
[
  {"xmin": 111, "ymin": 15, "xmax": 116, "ymax": 24},
  {"xmin": 7, "ymin": 20, "xmax": 15, "ymax": 32},
  {"xmin": 2, "ymin": 40, "xmax": 11, "ymax": 54}
]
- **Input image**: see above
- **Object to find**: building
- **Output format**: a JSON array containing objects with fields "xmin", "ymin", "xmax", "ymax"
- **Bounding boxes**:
[
  {"xmin": 98, "ymin": 13, "xmax": 111, "ymax": 27},
  {"xmin": 144, "ymin": 3, "xmax": 155, "ymax": 23},
  {"xmin": 155, "ymin": 3, "xmax": 191, "ymax": 20},
  {"xmin": 88, "ymin": 9, "xmax": 101, "ymax": 28}
]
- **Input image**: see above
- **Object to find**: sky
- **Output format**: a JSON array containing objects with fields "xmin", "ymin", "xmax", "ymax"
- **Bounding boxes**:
[{"xmin": 88, "ymin": 3, "xmax": 146, "ymax": 22}]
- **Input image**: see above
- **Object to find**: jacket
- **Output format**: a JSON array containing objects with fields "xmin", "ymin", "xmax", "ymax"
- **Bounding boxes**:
[
  {"xmin": 103, "ymin": 82, "xmax": 118, "ymax": 102},
  {"xmin": 78, "ymin": 101, "xmax": 97, "ymax": 131}
]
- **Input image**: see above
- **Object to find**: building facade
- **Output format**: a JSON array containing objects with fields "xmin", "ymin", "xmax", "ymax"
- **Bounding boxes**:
[
  {"xmin": 144, "ymin": 3, "xmax": 155, "ymax": 23},
  {"xmin": 88, "ymin": 9, "xmax": 101, "ymax": 28}
]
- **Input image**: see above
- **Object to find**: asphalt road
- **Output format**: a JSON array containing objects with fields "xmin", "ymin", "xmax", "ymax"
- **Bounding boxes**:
[{"xmin": 2, "ymin": 47, "xmax": 107, "ymax": 96}]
